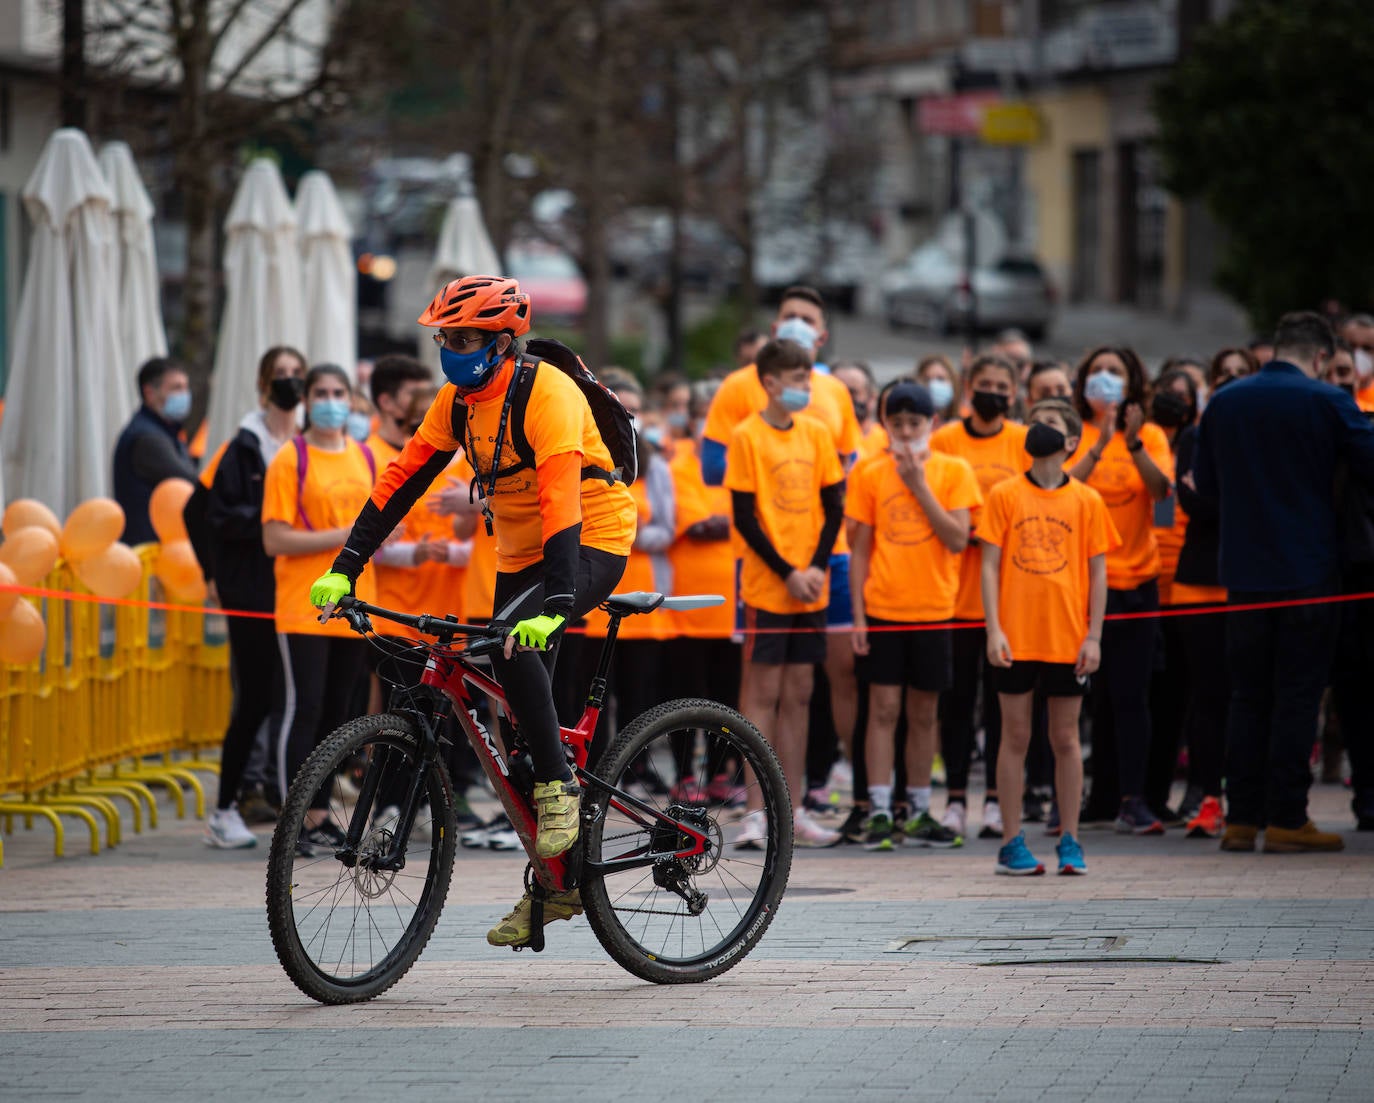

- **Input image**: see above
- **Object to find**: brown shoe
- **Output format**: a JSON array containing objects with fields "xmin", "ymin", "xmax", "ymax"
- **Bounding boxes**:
[
  {"xmin": 1263, "ymin": 821, "xmax": 1345, "ymax": 853},
  {"xmin": 1220, "ymin": 823, "xmax": 1259, "ymax": 852}
]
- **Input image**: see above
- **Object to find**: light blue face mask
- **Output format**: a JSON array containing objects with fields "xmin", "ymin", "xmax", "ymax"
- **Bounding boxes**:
[
  {"xmin": 310, "ymin": 398, "xmax": 350, "ymax": 430},
  {"xmin": 1084, "ymin": 371, "xmax": 1125, "ymax": 406},
  {"xmin": 775, "ymin": 317, "xmax": 819, "ymax": 353},
  {"xmin": 161, "ymin": 390, "xmax": 191, "ymax": 423},
  {"xmin": 780, "ymin": 387, "xmax": 810, "ymax": 412},
  {"xmin": 643, "ymin": 425, "xmax": 665, "ymax": 448},
  {"xmin": 666, "ymin": 411, "xmax": 689, "ymax": 430},
  {"xmin": 345, "ymin": 411, "xmax": 372, "ymax": 442},
  {"xmin": 926, "ymin": 378, "xmax": 955, "ymax": 411}
]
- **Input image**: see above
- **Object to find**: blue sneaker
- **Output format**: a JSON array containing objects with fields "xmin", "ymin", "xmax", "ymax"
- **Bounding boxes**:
[
  {"xmin": 995, "ymin": 832, "xmax": 1045, "ymax": 876},
  {"xmin": 1056, "ymin": 833, "xmax": 1087, "ymax": 875}
]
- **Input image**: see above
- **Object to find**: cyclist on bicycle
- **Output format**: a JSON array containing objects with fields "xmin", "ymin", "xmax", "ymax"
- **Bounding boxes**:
[{"xmin": 310, "ymin": 274, "xmax": 636, "ymax": 946}]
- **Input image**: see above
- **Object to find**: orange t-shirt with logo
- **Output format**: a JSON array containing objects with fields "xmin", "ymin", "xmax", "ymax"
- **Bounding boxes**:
[
  {"xmin": 724, "ymin": 413, "xmax": 844, "ymax": 614},
  {"xmin": 856, "ymin": 422, "xmax": 889, "ymax": 463},
  {"xmin": 1067, "ymin": 422, "xmax": 1174, "ymax": 591},
  {"xmin": 262, "ymin": 439, "xmax": 378, "ymax": 637},
  {"xmin": 845, "ymin": 450, "xmax": 982, "ymax": 622},
  {"xmin": 977, "ymin": 475, "xmax": 1121, "ymax": 665},
  {"xmin": 405, "ymin": 359, "xmax": 636, "ymax": 574},
  {"xmin": 367, "ymin": 433, "xmax": 469, "ymax": 634},
  {"xmin": 668, "ymin": 438, "xmax": 735, "ymax": 638},
  {"xmin": 931, "ymin": 419, "xmax": 1030, "ymax": 620}
]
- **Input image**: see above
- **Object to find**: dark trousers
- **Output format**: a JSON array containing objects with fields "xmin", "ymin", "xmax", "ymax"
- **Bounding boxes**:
[
  {"xmin": 218, "ymin": 616, "xmax": 279, "ymax": 811},
  {"xmin": 490, "ymin": 548, "xmax": 626, "ymax": 782},
  {"xmin": 1087, "ymin": 580, "xmax": 1159, "ymax": 811},
  {"xmin": 275, "ymin": 633, "xmax": 370, "ymax": 808},
  {"xmin": 939, "ymin": 623, "xmax": 1001, "ymax": 795},
  {"xmin": 1146, "ymin": 615, "xmax": 1190, "ymax": 813},
  {"xmin": 1225, "ymin": 582, "xmax": 1340, "ymax": 829},
  {"xmin": 664, "ymin": 636, "xmax": 742, "ymax": 780},
  {"xmin": 1178, "ymin": 608, "xmax": 1229, "ymax": 797},
  {"xmin": 1330, "ymin": 567, "xmax": 1374, "ymax": 818}
]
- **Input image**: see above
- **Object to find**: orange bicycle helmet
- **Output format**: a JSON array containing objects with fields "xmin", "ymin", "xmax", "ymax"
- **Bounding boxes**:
[{"xmin": 417, "ymin": 275, "xmax": 532, "ymax": 336}]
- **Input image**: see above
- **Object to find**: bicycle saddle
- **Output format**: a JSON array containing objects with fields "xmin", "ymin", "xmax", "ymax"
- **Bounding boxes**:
[{"xmin": 603, "ymin": 591, "xmax": 665, "ymax": 616}]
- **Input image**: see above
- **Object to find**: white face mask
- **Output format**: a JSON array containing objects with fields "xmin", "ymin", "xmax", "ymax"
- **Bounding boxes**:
[{"xmin": 1355, "ymin": 348, "xmax": 1374, "ymax": 383}]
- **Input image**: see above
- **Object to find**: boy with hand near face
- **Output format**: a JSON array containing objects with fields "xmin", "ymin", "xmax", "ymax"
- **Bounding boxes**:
[
  {"xmin": 848, "ymin": 382, "xmax": 982, "ymax": 850},
  {"xmin": 979, "ymin": 399, "xmax": 1120, "ymax": 875},
  {"xmin": 725, "ymin": 339, "xmax": 846, "ymax": 849}
]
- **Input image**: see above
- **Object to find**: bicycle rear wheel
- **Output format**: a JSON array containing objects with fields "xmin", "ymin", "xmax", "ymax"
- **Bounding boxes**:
[
  {"xmin": 580, "ymin": 698, "xmax": 792, "ymax": 984},
  {"xmin": 265, "ymin": 712, "xmax": 457, "ymax": 1004}
]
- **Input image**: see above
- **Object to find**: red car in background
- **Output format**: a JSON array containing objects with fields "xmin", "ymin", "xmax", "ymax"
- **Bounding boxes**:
[{"xmin": 505, "ymin": 241, "xmax": 587, "ymax": 328}]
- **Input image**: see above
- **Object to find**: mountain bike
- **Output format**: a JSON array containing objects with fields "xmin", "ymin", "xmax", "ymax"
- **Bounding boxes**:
[{"xmin": 265, "ymin": 592, "xmax": 793, "ymax": 1004}]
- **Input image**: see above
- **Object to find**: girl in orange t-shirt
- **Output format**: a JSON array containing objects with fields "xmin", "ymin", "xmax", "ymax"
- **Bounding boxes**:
[
  {"xmin": 1066, "ymin": 346, "xmax": 1173, "ymax": 834},
  {"xmin": 261, "ymin": 365, "xmax": 378, "ymax": 824}
]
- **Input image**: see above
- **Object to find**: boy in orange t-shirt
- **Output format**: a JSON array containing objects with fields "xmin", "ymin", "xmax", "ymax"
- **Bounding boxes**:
[
  {"xmin": 848, "ymin": 381, "xmax": 981, "ymax": 851},
  {"xmin": 724, "ymin": 339, "xmax": 846, "ymax": 849},
  {"xmin": 980, "ymin": 399, "xmax": 1119, "ymax": 876}
]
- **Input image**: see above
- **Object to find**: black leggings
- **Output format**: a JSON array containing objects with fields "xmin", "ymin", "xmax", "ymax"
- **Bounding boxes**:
[
  {"xmin": 274, "ymin": 633, "xmax": 370, "ymax": 808},
  {"xmin": 940, "ymin": 623, "xmax": 1001, "ymax": 795},
  {"xmin": 490, "ymin": 547, "xmax": 627, "ymax": 783},
  {"xmin": 1178, "ymin": 608, "xmax": 1229, "ymax": 796},
  {"xmin": 217, "ymin": 615, "xmax": 279, "ymax": 811},
  {"xmin": 1088, "ymin": 580, "xmax": 1159, "ymax": 810}
]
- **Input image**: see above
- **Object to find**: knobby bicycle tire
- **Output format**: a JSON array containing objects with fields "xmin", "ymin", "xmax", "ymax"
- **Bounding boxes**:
[
  {"xmin": 580, "ymin": 698, "xmax": 792, "ymax": 984},
  {"xmin": 265, "ymin": 712, "xmax": 457, "ymax": 1004}
]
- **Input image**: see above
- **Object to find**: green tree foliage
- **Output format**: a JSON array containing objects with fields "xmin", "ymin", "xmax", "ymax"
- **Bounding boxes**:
[{"xmin": 1153, "ymin": 0, "xmax": 1374, "ymax": 329}]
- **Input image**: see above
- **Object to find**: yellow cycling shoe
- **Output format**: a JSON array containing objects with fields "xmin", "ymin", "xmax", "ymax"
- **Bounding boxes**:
[
  {"xmin": 486, "ymin": 888, "xmax": 583, "ymax": 947},
  {"xmin": 533, "ymin": 779, "xmax": 581, "ymax": 859}
]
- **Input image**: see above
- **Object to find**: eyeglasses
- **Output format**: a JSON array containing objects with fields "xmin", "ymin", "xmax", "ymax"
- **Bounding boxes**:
[{"xmin": 432, "ymin": 330, "xmax": 489, "ymax": 353}]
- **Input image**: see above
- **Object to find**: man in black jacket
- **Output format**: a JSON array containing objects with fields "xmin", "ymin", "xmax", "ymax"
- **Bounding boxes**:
[{"xmin": 113, "ymin": 358, "xmax": 197, "ymax": 543}]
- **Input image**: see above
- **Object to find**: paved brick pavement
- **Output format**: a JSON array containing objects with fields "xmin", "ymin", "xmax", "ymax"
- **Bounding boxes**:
[{"xmin": 2, "ymin": 778, "xmax": 1372, "ymax": 1101}]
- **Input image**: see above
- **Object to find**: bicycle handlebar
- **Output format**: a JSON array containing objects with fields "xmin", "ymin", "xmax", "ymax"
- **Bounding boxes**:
[{"xmin": 332, "ymin": 595, "xmax": 505, "ymax": 645}]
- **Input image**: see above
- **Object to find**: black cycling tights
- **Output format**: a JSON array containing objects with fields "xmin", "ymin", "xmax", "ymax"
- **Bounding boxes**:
[{"xmin": 489, "ymin": 547, "xmax": 627, "ymax": 783}]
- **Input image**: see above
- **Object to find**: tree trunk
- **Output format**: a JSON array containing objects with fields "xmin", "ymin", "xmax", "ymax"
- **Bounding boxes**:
[
  {"xmin": 663, "ymin": 49, "xmax": 684, "ymax": 375},
  {"xmin": 580, "ymin": 11, "xmax": 613, "ymax": 370},
  {"xmin": 60, "ymin": 0, "xmax": 86, "ymax": 128},
  {"xmin": 176, "ymin": 0, "xmax": 216, "ymax": 386}
]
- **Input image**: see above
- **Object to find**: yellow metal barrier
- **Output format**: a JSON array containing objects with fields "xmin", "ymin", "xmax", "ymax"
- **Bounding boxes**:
[{"xmin": 0, "ymin": 548, "xmax": 232, "ymax": 864}]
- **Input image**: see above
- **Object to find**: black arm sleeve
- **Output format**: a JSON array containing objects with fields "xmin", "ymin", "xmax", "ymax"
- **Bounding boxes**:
[
  {"xmin": 205, "ymin": 441, "xmax": 265, "ymax": 541},
  {"xmin": 331, "ymin": 447, "xmax": 456, "ymax": 581},
  {"xmin": 731, "ymin": 490, "xmax": 795, "ymax": 581},
  {"xmin": 811, "ymin": 481, "xmax": 846, "ymax": 569},
  {"xmin": 1173, "ymin": 427, "xmax": 1216, "ymax": 522},
  {"xmin": 540, "ymin": 523, "xmax": 582, "ymax": 620}
]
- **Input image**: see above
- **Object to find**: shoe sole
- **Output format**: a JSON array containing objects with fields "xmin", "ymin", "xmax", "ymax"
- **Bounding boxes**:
[
  {"xmin": 795, "ymin": 836, "xmax": 842, "ymax": 848},
  {"xmin": 995, "ymin": 863, "xmax": 1045, "ymax": 876},
  {"xmin": 1057, "ymin": 865, "xmax": 1087, "ymax": 875},
  {"xmin": 733, "ymin": 838, "xmax": 766, "ymax": 850},
  {"xmin": 978, "ymin": 826, "xmax": 1001, "ymax": 839},
  {"xmin": 1263, "ymin": 842, "xmax": 1345, "ymax": 853},
  {"xmin": 204, "ymin": 835, "xmax": 257, "ymax": 849},
  {"xmin": 1186, "ymin": 825, "xmax": 1223, "ymax": 838},
  {"xmin": 1219, "ymin": 841, "xmax": 1256, "ymax": 852},
  {"xmin": 863, "ymin": 839, "xmax": 894, "ymax": 851},
  {"xmin": 906, "ymin": 836, "xmax": 963, "ymax": 848},
  {"xmin": 1114, "ymin": 822, "xmax": 1165, "ymax": 835}
]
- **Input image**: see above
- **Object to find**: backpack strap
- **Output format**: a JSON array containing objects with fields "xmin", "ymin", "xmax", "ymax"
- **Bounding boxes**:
[{"xmin": 463, "ymin": 358, "xmax": 534, "ymax": 536}]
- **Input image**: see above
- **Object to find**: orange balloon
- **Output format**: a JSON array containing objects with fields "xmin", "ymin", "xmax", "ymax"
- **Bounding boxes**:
[
  {"xmin": 61, "ymin": 498, "xmax": 125, "ymax": 562},
  {"xmin": 0, "ymin": 527, "xmax": 60, "ymax": 586},
  {"xmin": 154, "ymin": 539, "xmax": 207, "ymax": 603},
  {"xmin": 150, "ymin": 478, "xmax": 195, "ymax": 544},
  {"xmin": 73, "ymin": 542, "xmax": 143, "ymax": 599},
  {"xmin": 0, "ymin": 562, "xmax": 18, "ymax": 618},
  {"xmin": 0, "ymin": 598, "xmax": 46, "ymax": 665},
  {"xmin": 2, "ymin": 499, "xmax": 61, "ymax": 540}
]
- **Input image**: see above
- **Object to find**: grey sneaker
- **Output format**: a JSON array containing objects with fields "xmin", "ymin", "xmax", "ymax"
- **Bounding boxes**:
[{"xmin": 904, "ymin": 810, "xmax": 963, "ymax": 848}]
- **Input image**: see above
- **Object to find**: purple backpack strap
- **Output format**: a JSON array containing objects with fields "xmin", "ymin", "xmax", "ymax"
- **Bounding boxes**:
[{"xmin": 293, "ymin": 435, "xmax": 314, "ymax": 531}]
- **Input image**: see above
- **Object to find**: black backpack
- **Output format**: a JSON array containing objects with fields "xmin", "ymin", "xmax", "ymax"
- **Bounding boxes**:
[{"xmin": 452, "ymin": 338, "xmax": 638, "ymax": 532}]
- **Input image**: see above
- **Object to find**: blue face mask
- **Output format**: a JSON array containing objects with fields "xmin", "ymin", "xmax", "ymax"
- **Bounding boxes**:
[
  {"xmin": 345, "ymin": 411, "xmax": 372, "ymax": 442},
  {"xmin": 310, "ymin": 398, "xmax": 350, "ymax": 430},
  {"xmin": 780, "ymin": 387, "xmax": 810, "ymax": 412},
  {"xmin": 1084, "ymin": 371, "xmax": 1126, "ymax": 406},
  {"xmin": 666, "ymin": 411, "xmax": 689, "ymax": 430},
  {"xmin": 440, "ymin": 337, "xmax": 504, "ymax": 389},
  {"xmin": 643, "ymin": 425, "xmax": 665, "ymax": 449},
  {"xmin": 161, "ymin": 391, "xmax": 191, "ymax": 423},
  {"xmin": 775, "ymin": 317, "xmax": 819, "ymax": 353},
  {"xmin": 926, "ymin": 378, "xmax": 955, "ymax": 411}
]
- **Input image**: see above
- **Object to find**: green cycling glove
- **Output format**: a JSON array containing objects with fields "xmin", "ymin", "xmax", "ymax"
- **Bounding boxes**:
[
  {"xmin": 310, "ymin": 571, "xmax": 352, "ymax": 609},
  {"xmin": 508, "ymin": 613, "xmax": 566, "ymax": 651}
]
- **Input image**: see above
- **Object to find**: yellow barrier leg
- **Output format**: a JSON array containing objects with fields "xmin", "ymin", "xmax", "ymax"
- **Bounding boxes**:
[
  {"xmin": 73, "ymin": 781, "xmax": 146, "ymax": 833},
  {"xmin": 159, "ymin": 767, "xmax": 206, "ymax": 818},
  {"xmin": 93, "ymin": 772, "xmax": 160, "ymax": 829},
  {"xmin": 0, "ymin": 801, "xmax": 76, "ymax": 857},
  {"xmin": 44, "ymin": 794, "xmax": 121, "ymax": 848},
  {"xmin": 118, "ymin": 768, "xmax": 187, "ymax": 819}
]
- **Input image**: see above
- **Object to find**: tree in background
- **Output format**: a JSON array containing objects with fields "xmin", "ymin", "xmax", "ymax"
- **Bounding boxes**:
[{"xmin": 1153, "ymin": 0, "xmax": 1374, "ymax": 329}]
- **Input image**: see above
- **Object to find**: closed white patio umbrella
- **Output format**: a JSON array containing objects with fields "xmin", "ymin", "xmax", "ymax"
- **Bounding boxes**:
[
  {"xmin": 98, "ymin": 141, "xmax": 168, "ymax": 373},
  {"xmin": 1, "ymin": 128, "xmax": 128, "ymax": 514},
  {"xmin": 296, "ymin": 170, "xmax": 356, "ymax": 376},
  {"xmin": 426, "ymin": 195, "xmax": 502, "ymax": 365}
]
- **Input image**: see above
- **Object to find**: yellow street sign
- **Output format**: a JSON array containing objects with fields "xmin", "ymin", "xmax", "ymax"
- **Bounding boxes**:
[{"xmin": 979, "ymin": 103, "xmax": 1042, "ymax": 145}]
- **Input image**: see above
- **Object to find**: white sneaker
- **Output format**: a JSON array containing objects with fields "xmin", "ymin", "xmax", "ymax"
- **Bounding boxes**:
[
  {"xmin": 204, "ymin": 806, "xmax": 257, "ymax": 849},
  {"xmin": 826, "ymin": 757, "xmax": 853, "ymax": 794},
  {"xmin": 793, "ymin": 806, "xmax": 841, "ymax": 848},
  {"xmin": 979, "ymin": 800, "xmax": 1003, "ymax": 839},
  {"xmin": 733, "ymin": 809, "xmax": 768, "ymax": 850},
  {"xmin": 941, "ymin": 801, "xmax": 967, "ymax": 838},
  {"xmin": 486, "ymin": 813, "xmax": 520, "ymax": 851},
  {"xmin": 461, "ymin": 819, "xmax": 490, "ymax": 848}
]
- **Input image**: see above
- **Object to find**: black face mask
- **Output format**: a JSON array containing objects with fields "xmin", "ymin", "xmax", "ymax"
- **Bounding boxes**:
[
  {"xmin": 1150, "ymin": 391, "xmax": 1193, "ymax": 429},
  {"xmin": 268, "ymin": 376, "xmax": 305, "ymax": 411},
  {"xmin": 852, "ymin": 399, "xmax": 870, "ymax": 424},
  {"xmin": 1339, "ymin": 382, "xmax": 1357, "ymax": 396},
  {"xmin": 1025, "ymin": 421, "xmax": 1067, "ymax": 458},
  {"xmin": 970, "ymin": 390, "xmax": 1010, "ymax": 421}
]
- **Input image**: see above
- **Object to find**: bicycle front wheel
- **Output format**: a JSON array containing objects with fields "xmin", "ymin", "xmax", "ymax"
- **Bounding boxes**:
[
  {"xmin": 580, "ymin": 698, "xmax": 792, "ymax": 984},
  {"xmin": 265, "ymin": 712, "xmax": 457, "ymax": 1004}
]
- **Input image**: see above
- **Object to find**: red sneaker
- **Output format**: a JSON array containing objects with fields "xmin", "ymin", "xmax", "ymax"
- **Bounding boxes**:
[{"xmin": 1186, "ymin": 795, "xmax": 1225, "ymax": 838}]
